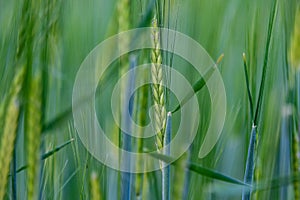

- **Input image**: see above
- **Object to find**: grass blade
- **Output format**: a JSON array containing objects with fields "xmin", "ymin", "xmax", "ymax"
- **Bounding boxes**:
[
  {"xmin": 11, "ymin": 138, "xmax": 75, "ymax": 176},
  {"xmin": 172, "ymin": 54, "xmax": 224, "ymax": 113},
  {"xmin": 242, "ymin": 53, "xmax": 254, "ymax": 120},
  {"xmin": 253, "ymin": 0, "xmax": 278, "ymax": 125},
  {"xmin": 241, "ymin": 2, "xmax": 278, "ymax": 199},
  {"xmin": 41, "ymin": 138, "xmax": 74, "ymax": 160}
]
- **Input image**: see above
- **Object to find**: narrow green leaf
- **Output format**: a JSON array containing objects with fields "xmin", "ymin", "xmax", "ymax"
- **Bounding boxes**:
[
  {"xmin": 41, "ymin": 138, "xmax": 74, "ymax": 160},
  {"xmin": 172, "ymin": 54, "xmax": 224, "ymax": 113},
  {"xmin": 16, "ymin": 165, "xmax": 28, "ymax": 174},
  {"xmin": 253, "ymin": 0, "xmax": 278, "ymax": 125},
  {"xmin": 8, "ymin": 138, "xmax": 74, "ymax": 176},
  {"xmin": 242, "ymin": 53, "xmax": 254, "ymax": 120}
]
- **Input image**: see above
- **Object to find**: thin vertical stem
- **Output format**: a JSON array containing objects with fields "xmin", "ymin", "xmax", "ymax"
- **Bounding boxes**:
[
  {"xmin": 162, "ymin": 112, "xmax": 171, "ymax": 200},
  {"xmin": 135, "ymin": 64, "xmax": 149, "ymax": 199},
  {"xmin": 242, "ymin": 124, "xmax": 257, "ymax": 200},
  {"xmin": 121, "ymin": 55, "xmax": 136, "ymax": 200}
]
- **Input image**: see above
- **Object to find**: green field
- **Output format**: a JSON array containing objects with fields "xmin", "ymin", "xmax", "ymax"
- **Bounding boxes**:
[{"xmin": 0, "ymin": 0, "xmax": 300, "ymax": 199}]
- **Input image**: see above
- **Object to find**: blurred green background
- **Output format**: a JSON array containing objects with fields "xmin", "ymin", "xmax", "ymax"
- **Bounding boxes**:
[{"xmin": 0, "ymin": 0, "xmax": 299, "ymax": 199}]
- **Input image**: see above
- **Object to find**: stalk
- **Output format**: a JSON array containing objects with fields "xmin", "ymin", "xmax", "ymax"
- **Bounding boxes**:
[
  {"xmin": 242, "ymin": 124, "xmax": 257, "ymax": 200},
  {"xmin": 292, "ymin": 126, "xmax": 300, "ymax": 200},
  {"xmin": 162, "ymin": 112, "xmax": 171, "ymax": 200},
  {"xmin": 120, "ymin": 56, "xmax": 136, "ymax": 200},
  {"xmin": 290, "ymin": 5, "xmax": 300, "ymax": 200},
  {"xmin": 90, "ymin": 172, "xmax": 102, "ymax": 200},
  {"xmin": 135, "ymin": 69, "xmax": 149, "ymax": 199},
  {"xmin": 173, "ymin": 152, "xmax": 188, "ymax": 200},
  {"xmin": 182, "ymin": 151, "xmax": 191, "ymax": 200},
  {"xmin": 117, "ymin": 0, "xmax": 130, "ymax": 198},
  {"xmin": 242, "ymin": 53, "xmax": 256, "ymax": 200}
]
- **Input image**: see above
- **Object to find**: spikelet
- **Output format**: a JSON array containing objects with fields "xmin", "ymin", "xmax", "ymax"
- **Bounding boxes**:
[
  {"xmin": 290, "ymin": 7, "xmax": 300, "ymax": 69},
  {"xmin": 26, "ymin": 75, "xmax": 42, "ymax": 200},
  {"xmin": 90, "ymin": 172, "xmax": 102, "ymax": 200},
  {"xmin": 151, "ymin": 18, "xmax": 166, "ymax": 150},
  {"xmin": 0, "ymin": 67, "xmax": 25, "ymax": 200}
]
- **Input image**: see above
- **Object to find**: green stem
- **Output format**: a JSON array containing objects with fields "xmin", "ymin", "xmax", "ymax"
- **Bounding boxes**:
[
  {"xmin": 242, "ymin": 125, "xmax": 257, "ymax": 200},
  {"xmin": 162, "ymin": 112, "xmax": 171, "ymax": 200}
]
